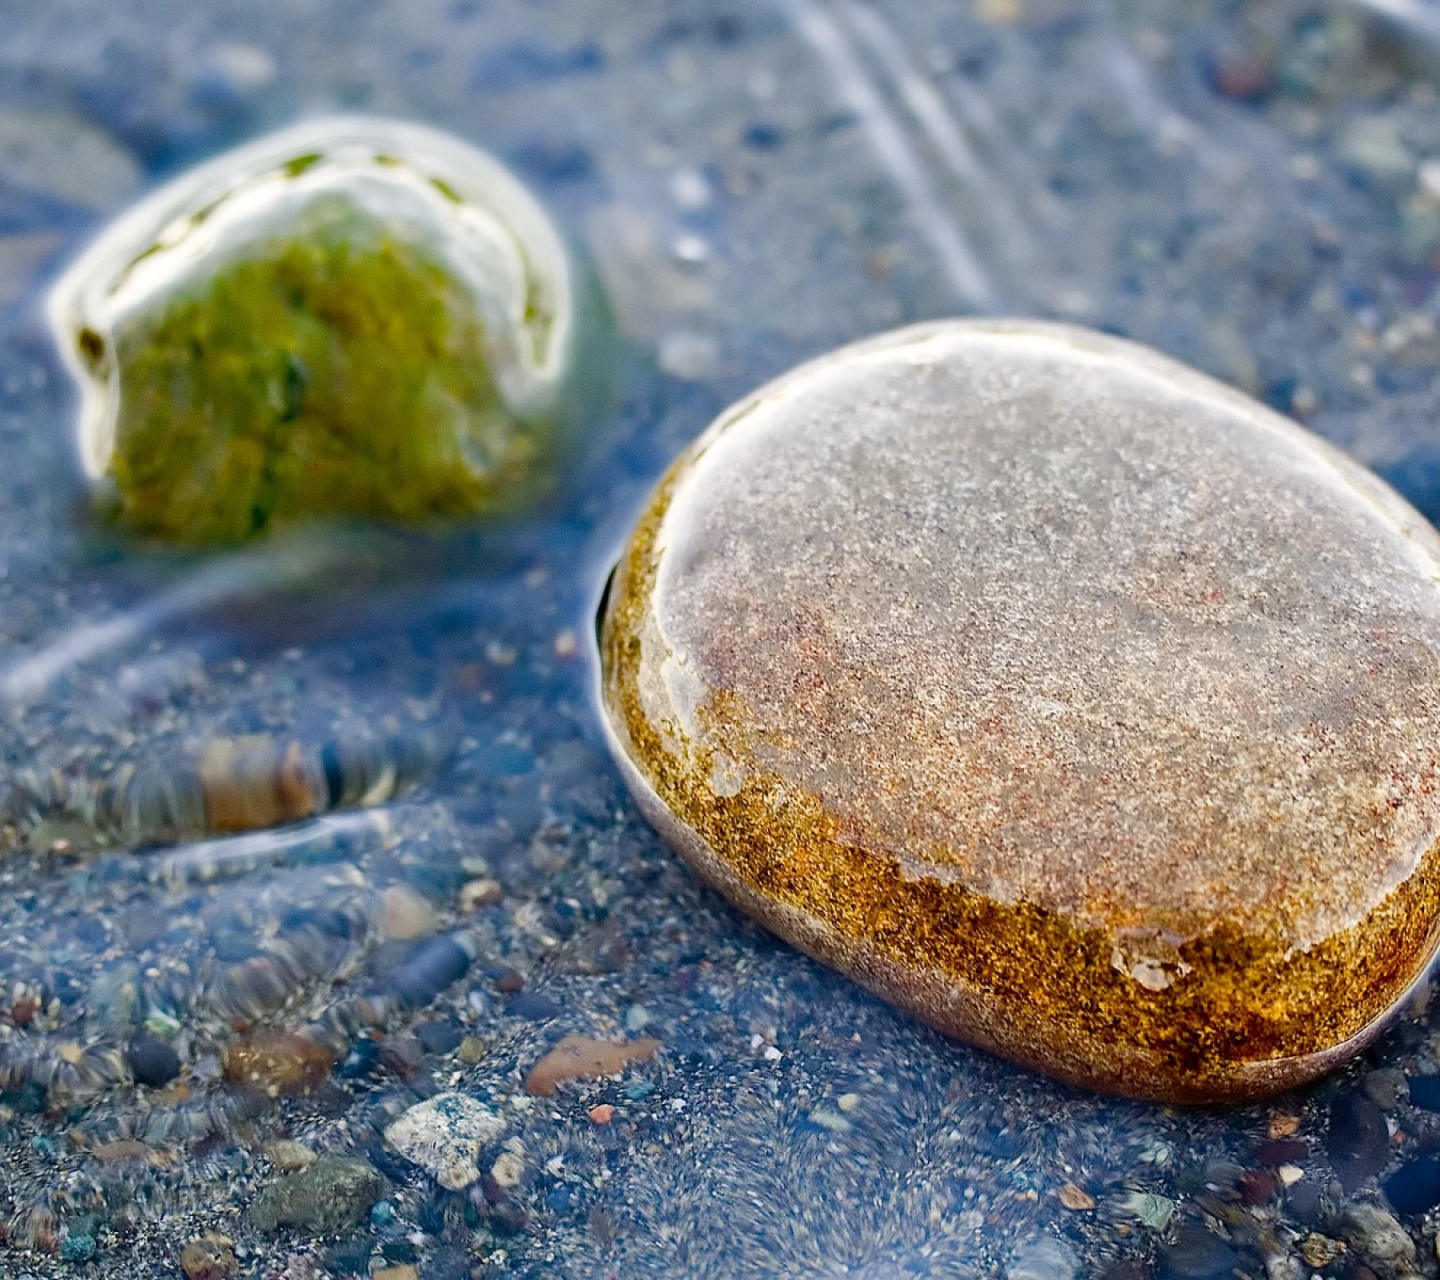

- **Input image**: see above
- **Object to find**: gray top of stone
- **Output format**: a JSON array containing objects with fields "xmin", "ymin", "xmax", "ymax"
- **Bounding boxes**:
[{"xmin": 637, "ymin": 320, "xmax": 1440, "ymax": 955}]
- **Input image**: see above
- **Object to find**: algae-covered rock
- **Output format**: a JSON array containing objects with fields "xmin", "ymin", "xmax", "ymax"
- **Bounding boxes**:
[
  {"xmin": 48, "ymin": 116, "xmax": 592, "ymax": 543},
  {"xmin": 248, "ymin": 1154, "xmax": 382, "ymax": 1234},
  {"xmin": 598, "ymin": 319, "xmax": 1440, "ymax": 1103}
]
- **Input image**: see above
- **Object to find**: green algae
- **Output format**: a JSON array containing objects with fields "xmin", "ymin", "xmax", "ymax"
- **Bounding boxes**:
[
  {"xmin": 105, "ymin": 193, "xmax": 550, "ymax": 544},
  {"xmin": 49, "ymin": 116, "xmax": 596, "ymax": 547}
]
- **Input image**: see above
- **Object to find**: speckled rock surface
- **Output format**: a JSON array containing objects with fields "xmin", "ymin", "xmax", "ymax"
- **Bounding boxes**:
[
  {"xmin": 383, "ymin": 1090, "xmax": 505, "ymax": 1190},
  {"xmin": 599, "ymin": 319, "xmax": 1440, "ymax": 1103}
]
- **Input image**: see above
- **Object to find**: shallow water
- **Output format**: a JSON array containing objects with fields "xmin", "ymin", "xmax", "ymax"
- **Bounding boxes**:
[{"xmin": 4, "ymin": 1, "xmax": 1440, "ymax": 1277}]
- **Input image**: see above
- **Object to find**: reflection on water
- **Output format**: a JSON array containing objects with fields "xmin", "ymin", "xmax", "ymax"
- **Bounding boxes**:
[{"xmin": 2, "ymin": 0, "xmax": 1440, "ymax": 1276}]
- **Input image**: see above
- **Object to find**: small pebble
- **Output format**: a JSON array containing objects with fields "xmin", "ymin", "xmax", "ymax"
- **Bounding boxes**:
[
  {"xmin": 222, "ymin": 1031, "xmax": 334, "ymax": 1098},
  {"xmin": 126, "ymin": 1034, "xmax": 181, "ymax": 1088},
  {"xmin": 264, "ymin": 1140, "xmax": 317, "ymax": 1172},
  {"xmin": 588, "ymin": 1103, "xmax": 615, "ymax": 1124},
  {"xmin": 1121, "ymin": 1192, "xmax": 1175, "ymax": 1232},
  {"xmin": 1300, "ymin": 1234, "xmax": 1339, "ymax": 1268},
  {"xmin": 524, "ymin": 1034, "xmax": 662, "ymax": 1097},
  {"xmin": 1255, "ymin": 1138, "xmax": 1308, "ymax": 1167},
  {"xmin": 389, "ymin": 933, "xmax": 476, "ymax": 1008},
  {"xmin": 459, "ymin": 878, "xmax": 503, "ymax": 911},
  {"xmin": 1238, "ymin": 1169, "xmax": 1276, "ymax": 1206},
  {"xmin": 494, "ymin": 969, "xmax": 525, "ymax": 994},
  {"xmin": 490, "ymin": 1149, "xmax": 525, "ymax": 1189},
  {"xmin": 380, "ymin": 884, "xmax": 437, "ymax": 941},
  {"xmin": 806, "ymin": 1108, "xmax": 852, "ymax": 1134},
  {"xmin": 48, "ymin": 116, "xmax": 586, "ymax": 543},
  {"xmin": 414, "ymin": 1020, "xmax": 463, "ymax": 1056},
  {"xmin": 1268, "ymin": 1114, "xmax": 1301, "ymax": 1139},
  {"xmin": 624, "ymin": 1005, "xmax": 653, "ymax": 1032},
  {"xmin": 179, "ymin": 1235, "xmax": 238, "ymax": 1280},
  {"xmin": 506, "ymin": 991, "xmax": 563, "ymax": 1021},
  {"xmin": 383, "ymin": 1091, "xmax": 504, "ymax": 1190},
  {"xmin": 378, "ymin": 1033, "xmax": 425, "ymax": 1078},
  {"xmin": 1058, "ymin": 1183, "xmax": 1096, "ymax": 1211},
  {"xmin": 59, "ymin": 1232, "xmax": 96, "ymax": 1262},
  {"xmin": 457, "ymin": 1036, "xmax": 490, "ymax": 1065},
  {"xmin": 247, "ymin": 1156, "xmax": 383, "ymax": 1234}
]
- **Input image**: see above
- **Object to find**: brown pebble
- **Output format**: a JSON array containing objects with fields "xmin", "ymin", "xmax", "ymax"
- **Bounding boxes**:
[
  {"xmin": 25, "ymin": 1206, "xmax": 57, "ymax": 1253},
  {"xmin": 379, "ymin": 1033, "xmax": 425, "ymax": 1078},
  {"xmin": 459, "ymin": 877, "xmax": 504, "ymax": 911},
  {"xmin": 91, "ymin": 1139, "xmax": 150, "ymax": 1162},
  {"xmin": 495, "ymin": 969, "xmax": 525, "ymax": 994},
  {"xmin": 374, "ymin": 1268, "xmax": 419, "ymax": 1280},
  {"xmin": 524, "ymin": 1034, "xmax": 661, "ymax": 1096},
  {"xmin": 588, "ymin": 1103, "xmax": 616, "ymax": 1125},
  {"xmin": 1058, "ymin": 1183, "xmax": 1095, "ymax": 1211},
  {"xmin": 221, "ymin": 1031, "xmax": 334, "ymax": 1097},
  {"xmin": 1300, "ymin": 1234, "xmax": 1340, "ymax": 1268},
  {"xmin": 179, "ymin": 1235, "xmax": 238, "ymax": 1280},
  {"xmin": 200, "ymin": 736, "xmax": 320, "ymax": 832},
  {"xmin": 1268, "ymin": 1113, "xmax": 1302, "ymax": 1139}
]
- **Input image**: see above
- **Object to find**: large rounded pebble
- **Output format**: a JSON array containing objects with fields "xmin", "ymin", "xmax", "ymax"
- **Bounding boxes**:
[
  {"xmin": 1335, "ymin": 1204, "xmax": 1416, "ymax": 1271},
  {"xmin": 248, "ymin": 1155, "xmax": 383, "ymax": 1234},
  {"xmin": 598, "ymin": 319, "xmax": 1440, "ymax": 1102}
]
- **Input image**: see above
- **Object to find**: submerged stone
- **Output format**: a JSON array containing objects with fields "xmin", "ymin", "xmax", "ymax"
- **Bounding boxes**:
[
  {"xmin": 248, "ymin": 1155, "xmax": 383, "ymax": 1234},
  {"xmin": 48, "ymin": 116, "xmax": 591, "ymax": 543},
  {"xmin": 383, "ymin": 1090, "xmax": 504, "ymax": 1190},
  {"xmin": 597, "ymin": 319, "xmax": 1440, "ymax": 1103}
]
